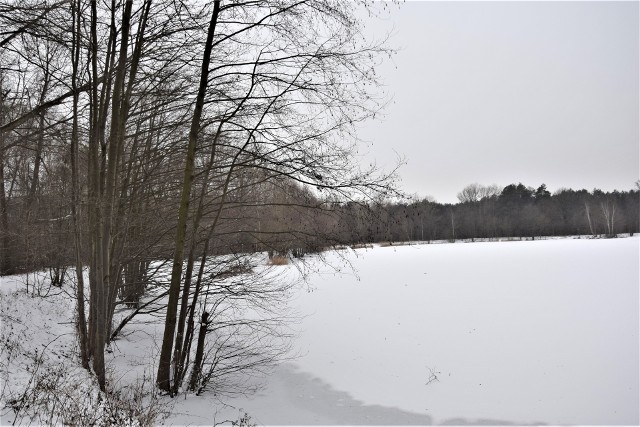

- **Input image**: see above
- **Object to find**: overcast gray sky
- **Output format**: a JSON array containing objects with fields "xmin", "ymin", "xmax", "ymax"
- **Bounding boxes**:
[{"xmin": 357, "ymin": 1, "xmax": 639, "ymax": 204}]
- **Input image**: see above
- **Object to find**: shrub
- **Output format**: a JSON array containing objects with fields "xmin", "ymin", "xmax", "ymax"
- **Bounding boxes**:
[{"xmin": 6, "ymin": 355, "xmax": 168, "ymax": 427}]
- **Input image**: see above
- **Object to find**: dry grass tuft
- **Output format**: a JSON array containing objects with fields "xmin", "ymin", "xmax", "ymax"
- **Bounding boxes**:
[{"xmin": 268, "ymin": 255, "xmax": 289, "ymax": 266}]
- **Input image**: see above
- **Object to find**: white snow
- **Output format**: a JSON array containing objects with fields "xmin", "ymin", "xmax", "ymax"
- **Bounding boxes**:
[
  {"xmin": 2, "ymin": 236, "xmax": 638, "ymax": 425},
  {"xmin": 214, "ymin": 237, "xmax": 639, "ymax": 425}
]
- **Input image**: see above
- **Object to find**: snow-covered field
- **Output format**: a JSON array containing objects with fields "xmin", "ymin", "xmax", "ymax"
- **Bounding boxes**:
[{"xmin": 2, "ymin": 236, "xmax": 638, "ymax": 425}]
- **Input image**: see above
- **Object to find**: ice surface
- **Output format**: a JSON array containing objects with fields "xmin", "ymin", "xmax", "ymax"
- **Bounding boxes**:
[{"xmin": 209, "ymin": 237, "xmax": 639, "ymax": 425}]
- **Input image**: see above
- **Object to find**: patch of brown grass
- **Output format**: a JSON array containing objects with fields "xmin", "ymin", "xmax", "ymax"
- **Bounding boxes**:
[{"xmin": 268, "ymin": 255, "xmax": 289, "ymax": 266}]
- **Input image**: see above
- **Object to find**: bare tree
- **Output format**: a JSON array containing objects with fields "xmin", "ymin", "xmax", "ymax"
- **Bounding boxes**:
[
  {"xmin": 1, "ymin": 0, "xmax": 398, "ymax": 397},
  {"xmin": 600, "ymin": 197, "xmax": 616, "ymax": 237},
  {"xmin": 157, "ymin": 0, "xmax": 222, "ymax": 393},
  {"xmin": 457, "ymin": 183, "xmax": 500, "ymax": 203},
  {"xmin": 584, "ymin": 201, "xmax": 596, "ymax": 237},
  {"xmin": 154, "ymin": 0, "xmax": 396, "ymax": 395}
]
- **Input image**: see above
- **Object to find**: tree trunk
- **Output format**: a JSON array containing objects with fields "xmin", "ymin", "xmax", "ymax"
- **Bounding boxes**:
[
  {"xmin": 450, "ymin": 210, "xmax": 456, "ymax": 240},
  {"xmin": 102, "ymin": 0, "xmax": 134, "ymax": 345},
  {"xmin": 0, "ymin": 88, "xmax": 12, "ymax": 275},
  {"xmin": 71, "ymin": 0, "xmax": 89, "ymax": 369},
  {"xmin": 188, "ymin": 310, "xmax": 209, "ymax": 393},
  {"xmin": 88, "ymin": 0, "xmax": 106, "ymax": 390},
  {"xmin": 172, "ymin": 125, "xmax": 224, "ymax": 393},
  {"xmin": 157, "ymin": 0, "xmax": 220, "ymax": 394},
  {"xmin": 585, "ymin": 201, "xmax": 595, "ymax": 236}
]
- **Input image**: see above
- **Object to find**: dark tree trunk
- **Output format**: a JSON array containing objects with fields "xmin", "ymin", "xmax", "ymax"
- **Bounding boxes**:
[
  {"xmin": 188, "ymin": 310, "xmax": 209, "ymax": 393},
  {"xmin": 0, "ymin": 126, "xmax": 13, "ymax": 275},
  {"xmin": 157, "ymin": 0, "xmax": 221, "ymax": 394}
]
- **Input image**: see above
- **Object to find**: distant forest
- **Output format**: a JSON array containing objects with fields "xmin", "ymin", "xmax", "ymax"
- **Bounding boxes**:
[{"xmin": 338, "ymin": 182, "xmax": 640, "ymax": 245}]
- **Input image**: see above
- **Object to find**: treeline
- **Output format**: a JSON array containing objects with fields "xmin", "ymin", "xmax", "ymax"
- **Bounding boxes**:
[
  {"xmin": 0, "ymin": 162, "xmax": 341, "ymax": 274},
  {"xmin": 338, "ymin": 183, "xmax": 639, "ymax": 244},
  {"xmin": 3, "ymin": 179, "xmax": 638, "ymax": 278}
]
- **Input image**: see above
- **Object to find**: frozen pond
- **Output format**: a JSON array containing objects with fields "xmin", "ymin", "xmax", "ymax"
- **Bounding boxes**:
[{"xmin": 212, "ymin": 237, "xmax": 639, "ymax": 425}]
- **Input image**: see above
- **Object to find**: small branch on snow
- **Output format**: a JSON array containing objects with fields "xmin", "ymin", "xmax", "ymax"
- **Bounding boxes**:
[{"xmin": 425, "ymin": 367, "xmax": 440, "ymax": 386}]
